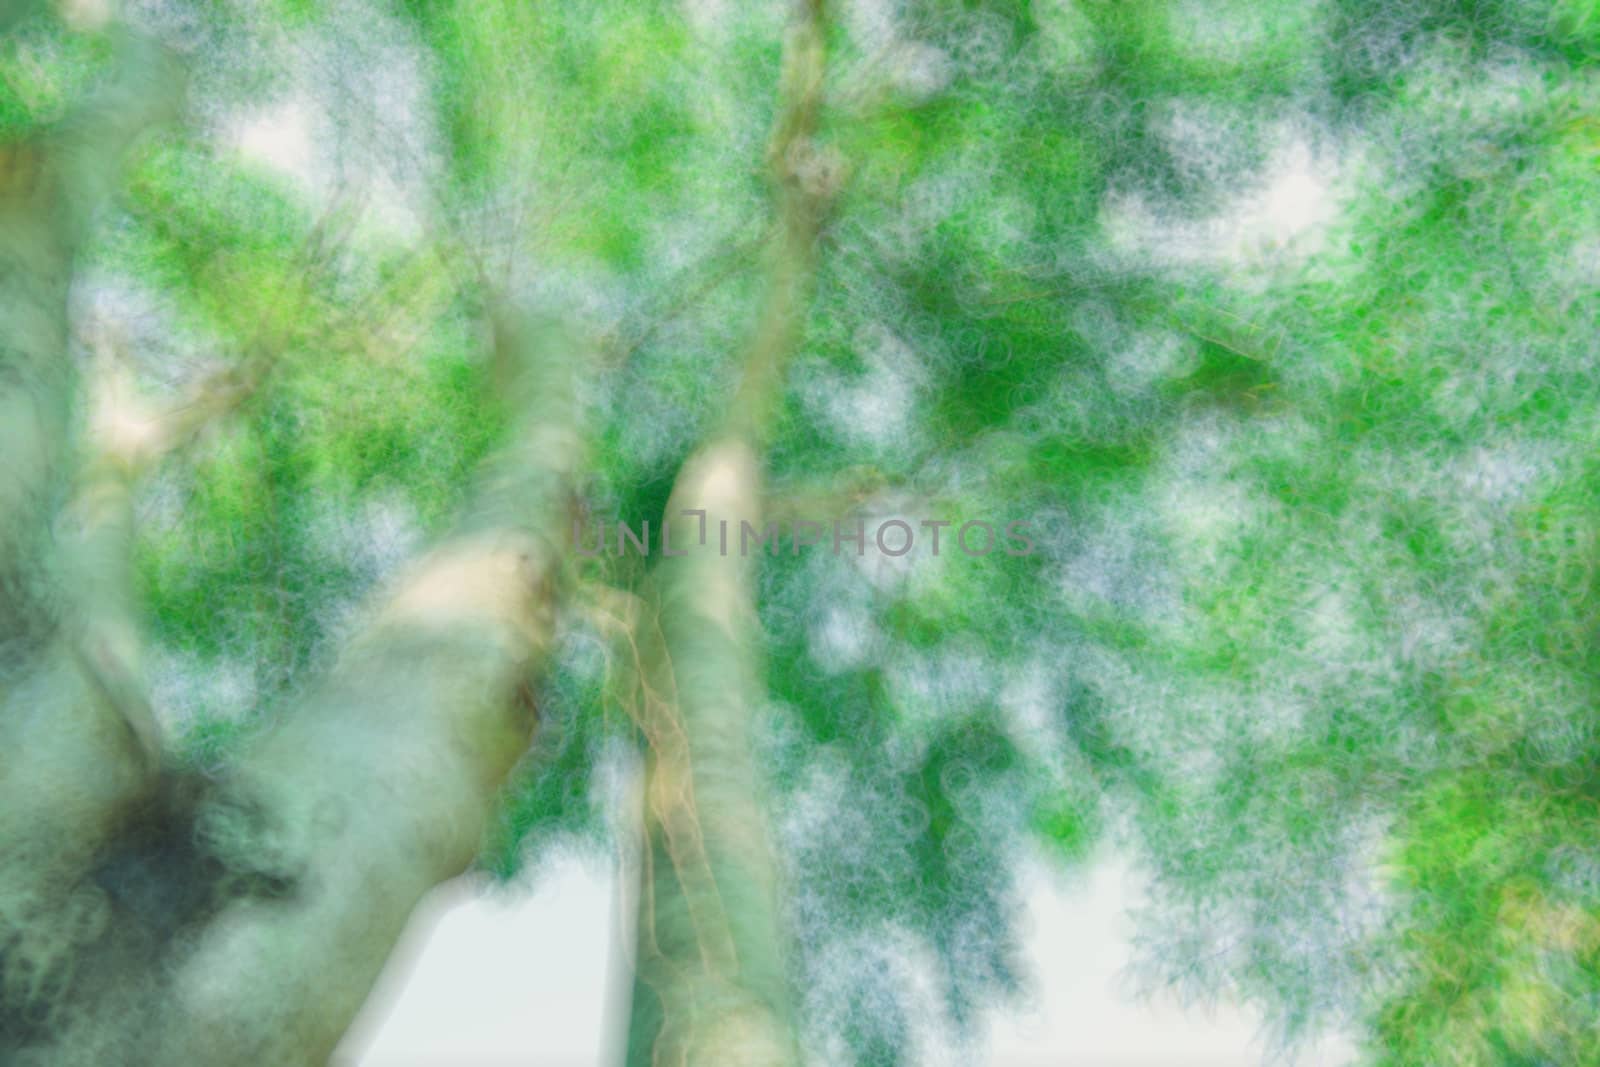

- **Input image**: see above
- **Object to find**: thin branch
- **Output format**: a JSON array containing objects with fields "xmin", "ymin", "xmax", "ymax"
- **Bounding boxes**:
[{"xmin": 721, "ymin": 0, "xmax": 840, "ymax": 449}]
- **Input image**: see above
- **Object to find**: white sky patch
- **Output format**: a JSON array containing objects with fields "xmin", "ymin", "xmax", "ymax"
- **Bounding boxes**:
[
  {"xmin": 59, "ymin": 0, "xmax": 113, "ymax": 31},
  {"xmin": 1353, "ymin": 48, "xmax": 1547, "ymax": 232},
  {"xmin": 1428, "ymin": 367, "xmax": 1497, "ymax": 428},
  {"xmin": 1107, "ymin": 328, "xmax": 1198, "ymax": 396},
  {"xmin": 886, "ymin": 41, "xmax": 954, "ymax": 103},
  {"xmin": 803, "ymin": 326, "xmax": 927, "ymax": 457},
  {"xmin": 988, "ymin": 849, "xmax": 1359, "ymax": 1067},
  {"xmin": 1557, "ymin": 236, "xmax": 1600, "ymax": 299},
  {"xmin": 1299, "ymin": 581, "xmax": 1363, "ymax": 669},
  {"xmin": 1450, "ymin": 441, "xmax": 1551, "ymax": 505},
  {"xmin": 1150, "ymin": 412, "xmax": 1277, "ymax": 577},
  {"xmin": 998, "ymin": 660, "xmax": 1071, "ymax": 777},
  {"xmin": 967, "ymin": 191, "xmax": 1038, "ymax": 267},
  {"xmin": 832, "ymin": 0, "xmax": 954, "ymax": 107},
  {"xmin": 1103, "ymin": 124, "xmax": 1347, "ymax": 280},
  {"xmin": 681, "ymin": 0, "xmax": 735, "ymax": 37},
  {"xmin": 309, "ymin": 493, "xmax": 425, "ymax": 581},
  {"xmin": 71, "ymin": 272, "xmax": 222, "ymax": 390},
  {"xmin": 885, "ymin": 641, "xmax": 997, "ymax": 738},
  {"xmin": 1166, "ymin": 0, "xmax": 1307, "ymax": 66},
  {"xmin": 1238, "ymin": 687, "xmax": 1315, "ymax": 751},
  {"xmin": 216, "ymin": 7, "xmax": 438, "ymax": 242},
  {"xmin": 803, "ymin": 924, "xmax": 969, "ymax": 1067},
  {"xmin": 344, "ymin": 812, "xmax": 1360, "ymax": 1067},
  {"xmin": 1155, "ymin": 708, "xmax": 1230, "ymax": 787},
  {"xmin": 1124, "ymin": 650, "xmax": 1315, "ymax": 754},
  {"xmin": 807, "ymin": 601, "xmax": 882, "ymax": 674},
  {"xmin": 1255, "ymin": 145, "xmax": 1336, "ymax": 246},
  {"xmin": 1033, "ymin": 0, "xmax": 1100, "ymax": 77},
  {"xmin": 1156, "ymin": 98, "xmax": 1261, "ymax": 193},
  {"xmin": 842, "ymin": 491, "xmax": 954, "ymax": 594},
  {"xmin": 338, "ymin": 855, "xmax": 621, "ymax": 1067},
  {"xmin": 1157, "ymin": 476, "xmax": 1261, "ymax": 574},
  {"xmin": 150, "ymin": 650, "xmax": 257, "ymax": 729},
  {"xmin": 840, "ymin": 0, "xmax": 899, "ymax": 50},
  {"xmin": 1056, "ymin": 500, "xmax": 1184, "ymax": 636},
  {"xmin": 1388, "ymin": 592, "xmax": 1467, "ymax": 671},
  {"xmin": 777, "ymin": 747, "xmax": 870, "ymax": 864},
  {"xmin": 230, "ymin": 96, "xmax": 320, "ymax": 191},
  {"xmin": 1343, "ymin": 438, "xmax": 1553, "ymax": 573},
  {"xmin": 1401, "ymin": 46, "xmax": 1547, "ymax": 140}
]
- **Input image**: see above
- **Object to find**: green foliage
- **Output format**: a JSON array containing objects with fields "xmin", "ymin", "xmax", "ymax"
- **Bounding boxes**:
[
  {"xmin": 0, "ymin": 14, "xmax": 109, "ymax": 136},
  {"xmin": 63, "ymin": 0, "xmax": 1600, "ymax": 1062}
]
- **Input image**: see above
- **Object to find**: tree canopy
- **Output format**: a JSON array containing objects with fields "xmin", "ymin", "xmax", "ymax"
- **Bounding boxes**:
[{"xmin": 2, "ymin": 0, "xmax": 1598, "ymax": 1064}]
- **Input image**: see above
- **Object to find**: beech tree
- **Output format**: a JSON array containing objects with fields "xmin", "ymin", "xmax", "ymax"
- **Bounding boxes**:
[{"xmin": 3, "ymin": 1, "xmax": 1598, "ymax": 1065}]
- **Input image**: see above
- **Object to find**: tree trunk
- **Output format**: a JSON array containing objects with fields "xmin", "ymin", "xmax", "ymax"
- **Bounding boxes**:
[
  {"xmin": 625, "ymin": 443, "xmax": 804, "ymax": 1067},
  {"xmin": 623, "ymin": 4, "xmax": 832, "ymax": 1064},
  {"xmin": 3, "ymin": 3, "xmax": 834, "ymax": 1063},
  {"xmin": 3, "ymin": 300, "xmax": 589, "ymax": 1064},
  {"xmin": 0, "ymin": 44, "xmax": 593, "ymax": 1050}
]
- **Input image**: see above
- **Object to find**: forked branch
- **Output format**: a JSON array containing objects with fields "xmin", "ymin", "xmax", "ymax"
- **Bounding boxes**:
[{"xmin": 128, "ymin": 309, "xmax": 589, "ymax": 1066}]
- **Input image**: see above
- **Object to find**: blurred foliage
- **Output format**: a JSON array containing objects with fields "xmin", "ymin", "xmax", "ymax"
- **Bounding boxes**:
[{"xmin": 12, "ymin": 0, "xmax": 1599, "ymax": 1061}]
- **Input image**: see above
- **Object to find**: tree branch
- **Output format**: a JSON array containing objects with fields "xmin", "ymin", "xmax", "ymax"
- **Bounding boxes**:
[
  {"xmin": 626, "ymin": 443, "xmax": 805, "ymax": 1067},
  {"xmin": 624, "ymin": 4, "xmax": 837, "ymax": 1064},
  {"xmin": 722, "ymin": 0, "xmax": 839, "ymax": 449},
  {"xmin": 130, "ymin": 310, "xmax": 588, "ymax": 1066},
  {"xmin": 57, "ymin": 335, "xmax": 268, "ymax": 766},
  {"xmin": 0, "ymin": 21, "xmax": 185, "ymax": 654},
  {"xmin": 0, "ymin": 24, "xmax": 187, "ymax": 1020},
  {"xmin": 0, "ymin": 313, "xmax": 251, "ymax": 918}
]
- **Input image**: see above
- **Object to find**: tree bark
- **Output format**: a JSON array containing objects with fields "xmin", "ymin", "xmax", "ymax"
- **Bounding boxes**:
[
  {"xmin": 3, "ymin": 3, "xmax": 836, "ymax": 1063},
  {"xmin": 623, "ymin": 4, "xmax": 833, "ymax": 1064},
  {"xmin": 1, "ymin": 305, "xmax": 589, "ymax": 1065},
  {"xmin": 1, "ymin": 29, "xmax": 188, "ymax": 1052},
  {"xmin": 0, "ymin": 7, "xmax": 602, "ymax": 1063},
  {"xmin": 151, "ymin": 316, "xmax": 583, "ymax": 1065},
  {"xmin": 625, "ymin": 443, "xmax": 803, "ymax": 1067}
]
